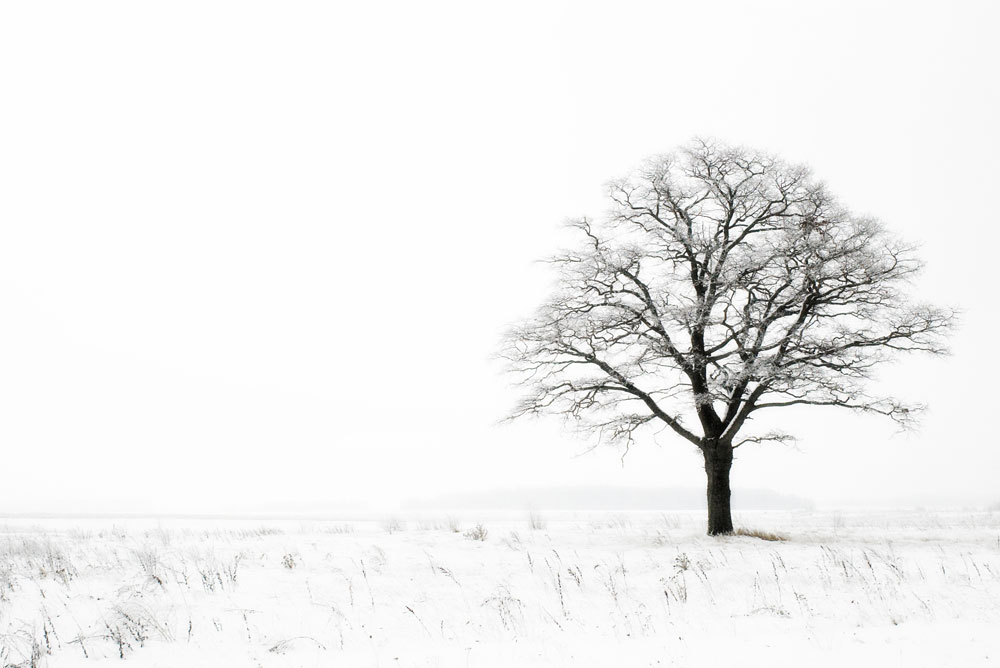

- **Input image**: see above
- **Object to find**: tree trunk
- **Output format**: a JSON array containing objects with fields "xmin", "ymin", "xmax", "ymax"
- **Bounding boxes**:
[{"xmin": 704, "ymin": 444, "xmax": 734, "ymax": 535}]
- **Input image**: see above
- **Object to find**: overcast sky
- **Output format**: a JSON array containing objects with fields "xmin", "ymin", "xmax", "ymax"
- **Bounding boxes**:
[{"xmin": 1, "ymin": 1, "xmax": 998, "ymax": 515}]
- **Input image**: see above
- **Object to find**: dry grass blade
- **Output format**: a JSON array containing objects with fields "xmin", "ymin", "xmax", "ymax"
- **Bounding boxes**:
[{"xmin": 734, "ymin": 527, "xmax": 788, "ymax": 542}]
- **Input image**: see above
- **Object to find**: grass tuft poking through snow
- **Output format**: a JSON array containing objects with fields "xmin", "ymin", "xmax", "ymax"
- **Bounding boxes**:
[{"xmin": 733, "ymin": 527, "xmax": 788, "ymax": 541}]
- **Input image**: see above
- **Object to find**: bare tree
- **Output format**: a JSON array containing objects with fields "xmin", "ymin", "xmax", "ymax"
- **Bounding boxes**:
[{"xmin": 502, "ymin": 140, "xmax": 955, "ymax": 535}]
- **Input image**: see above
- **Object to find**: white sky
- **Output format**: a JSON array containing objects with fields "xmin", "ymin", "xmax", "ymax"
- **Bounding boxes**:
[{"xmin": 1, "ymin": 1, "xmax": 998, "ymax": 515}]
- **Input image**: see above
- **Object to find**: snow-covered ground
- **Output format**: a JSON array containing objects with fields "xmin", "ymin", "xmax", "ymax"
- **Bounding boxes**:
[{"xmin": 2, "ymin": 510, "xmax": 998, "ymax": 667}]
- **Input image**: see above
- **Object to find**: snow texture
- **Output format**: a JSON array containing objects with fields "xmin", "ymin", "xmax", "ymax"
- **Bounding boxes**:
[{"xmin": 1, "ymin": 510, "xmax": 998, "ymax": 666}]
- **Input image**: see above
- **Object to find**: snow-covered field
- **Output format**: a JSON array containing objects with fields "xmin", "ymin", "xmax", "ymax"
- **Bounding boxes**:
[{"xmin": 2, "ymin": 510, "xmax": 998, "ymax": 667}]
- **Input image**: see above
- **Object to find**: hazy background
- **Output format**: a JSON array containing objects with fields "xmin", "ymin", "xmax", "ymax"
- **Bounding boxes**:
[{"xmin": 1, "ymin": 1, "xmax": 997, "ymax": 515}]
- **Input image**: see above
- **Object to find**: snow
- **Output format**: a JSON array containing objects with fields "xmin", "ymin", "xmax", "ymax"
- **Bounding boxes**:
[{"xmin": 2, "ymin": 511, "xmax": 998, "ymax": 667}]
